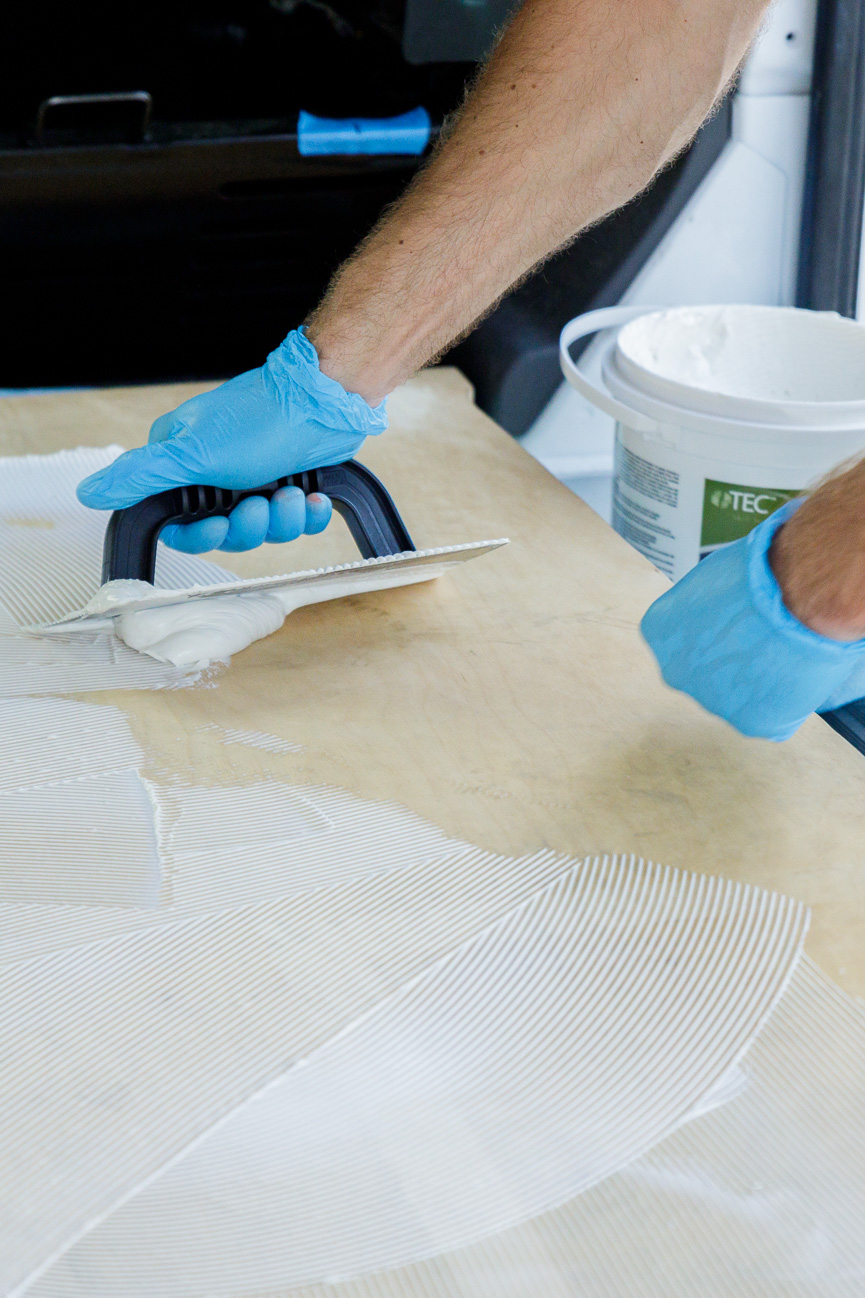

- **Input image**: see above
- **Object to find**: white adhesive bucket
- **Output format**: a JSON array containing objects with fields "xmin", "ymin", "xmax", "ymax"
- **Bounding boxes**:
[{"xmin": 560, "ymin": 304, "xmax": 865, "ymax": 580}]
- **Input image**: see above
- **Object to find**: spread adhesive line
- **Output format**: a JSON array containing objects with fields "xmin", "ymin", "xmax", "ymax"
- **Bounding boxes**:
[
  {"xmin": 29, "ymin": 860, "xmax": 809, "ymax": 1298},
  {"xmin": 0, "ymin": 785, "xmax": 461, "ymax": 965},
  {"xmin": 0, "ymin": 851, "xmax": 806, "ymax": 1297},
  {"xmin": 198, "ymin": 956, "xmax": 862, "ymax": 1298}
]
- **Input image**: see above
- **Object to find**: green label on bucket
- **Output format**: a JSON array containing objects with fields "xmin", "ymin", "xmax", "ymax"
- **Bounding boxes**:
[{"xmin": 700, "ymin": 479, "xmax": 799, "ymax": 550}]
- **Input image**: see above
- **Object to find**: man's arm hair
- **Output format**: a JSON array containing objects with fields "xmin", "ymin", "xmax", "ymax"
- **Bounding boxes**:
[
  {"xmin": 305, "ymin": 0, "xmax": 771, "ymax": 405},
  {"xmin": 770, "ymin": 459, "xmax": 865, "ymax": 641}
]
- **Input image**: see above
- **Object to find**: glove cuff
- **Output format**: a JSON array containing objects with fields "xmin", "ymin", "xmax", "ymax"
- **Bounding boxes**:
[
  {"xmin": 746, "ymin": 499, "xmax": 865, "ymax": 660},
  {"xmin": 265, "ymin": 327, "xmax": 389, "ymax": 438}
]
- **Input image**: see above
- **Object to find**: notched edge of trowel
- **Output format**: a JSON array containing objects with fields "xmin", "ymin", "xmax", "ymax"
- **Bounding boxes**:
[{"xmin": 31, "ymin": 539, "xmax": 511, "ymax": 634}]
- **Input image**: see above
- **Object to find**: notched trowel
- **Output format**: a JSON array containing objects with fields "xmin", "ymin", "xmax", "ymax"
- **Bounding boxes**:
[{"xmin": 34, "ymin": 461, "xmax": 508, "ymax": 662}]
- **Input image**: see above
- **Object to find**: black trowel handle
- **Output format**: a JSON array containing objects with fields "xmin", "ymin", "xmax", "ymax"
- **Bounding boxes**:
[{"xmin": 102, "ymin": 460, "xmax": 416, "ymax": 584}]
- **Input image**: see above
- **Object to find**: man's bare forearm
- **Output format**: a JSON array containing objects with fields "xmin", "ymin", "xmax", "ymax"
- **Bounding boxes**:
[
  {"xmin": 306, "ymin": 0, "xmax": 770, "ymax": 404},
  {"xmin": 770, "ymin": 461, "xmax": 865, "ymax": 641}
]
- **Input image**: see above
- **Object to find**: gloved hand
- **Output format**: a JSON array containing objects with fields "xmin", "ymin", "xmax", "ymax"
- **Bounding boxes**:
[
  {"xmin": 76, "ymin": 327, "xmax": 388, "ymax": 553},
  {"xmin": 640, "ymin": 500, "xmax": 865, "ymax": 741}
]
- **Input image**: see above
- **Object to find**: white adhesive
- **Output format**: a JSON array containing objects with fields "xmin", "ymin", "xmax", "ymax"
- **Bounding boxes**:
[
  {"xmin": 117, "ymin": 590, "xmax": 290, "ymax": 668},
  {"xmin": 0, "ymin": 629, "xmax": 207, "ymax": 696},
  {"xmin": 0, "ymin": 691, "xmax": 847, "ymax": 1298},
  {"xmin": 0, "ymin": 448, "xmax": 237, "ymax": 691},
  {"xmin": 198, "ymin": 722, "xmax": 302, "ymax": 754},
  {"xmin": 0, "ymin": 852, "xmax": 806, "ymax": 1297},
  {"xmin": 0, "ymin": 697, "xmax": 144, "ymax": 790},
  {"xmin": 172, "ymin": 957, "xmax": 862, "ymax": 1298},
  {"xmin": 72, "ymin": 549, "xmax": 502, "ymax": 669},
  {"xmin": 0, "ymin": 698, "xmax": 158, "ymax": 907},
  {"xmin": 0, "ymin": 772, "xmax": 159, "ymax": 908},
  {"xmin": 39, "ymin": 859, "xmax": 809, "ymax": 1297},
  {"xmin": 0, "ymin": 784, "xmax": 462, "ymax": 963},
  {"xmin": 619, "ymin": 304, "xmax": 865, "ymax": 403}
]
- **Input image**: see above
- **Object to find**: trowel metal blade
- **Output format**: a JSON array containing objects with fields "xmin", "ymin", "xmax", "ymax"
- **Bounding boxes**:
[{"xmin": 32, "ymin": 540, "xmax": 509, "ymax": 635}]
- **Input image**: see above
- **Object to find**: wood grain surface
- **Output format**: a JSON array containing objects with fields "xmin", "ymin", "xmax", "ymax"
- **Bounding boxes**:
[{"xmin": 2, "ymin": 369, "xmax": 864, "ymax": 996}]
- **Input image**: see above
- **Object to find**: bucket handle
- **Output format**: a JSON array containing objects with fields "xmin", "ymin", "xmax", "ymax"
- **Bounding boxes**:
[{"xmin": 559, "ymin": 306, "xmax": 661, "ymax": 434}]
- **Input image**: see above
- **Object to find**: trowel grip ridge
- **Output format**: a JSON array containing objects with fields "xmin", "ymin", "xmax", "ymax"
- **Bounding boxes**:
[{"xmin": 101, "ymin": 461, "xmax": 416, "ymax": 584}]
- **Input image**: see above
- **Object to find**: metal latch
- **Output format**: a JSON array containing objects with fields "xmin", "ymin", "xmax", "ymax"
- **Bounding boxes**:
[{"xmin": 35, "ymin": 92, "xmax": 153, "ymax": 147}]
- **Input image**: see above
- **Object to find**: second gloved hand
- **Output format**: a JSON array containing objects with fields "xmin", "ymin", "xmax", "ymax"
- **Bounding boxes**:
[
  {"xmin": 76, "ymin": 327, "xmax": 388, "ymax": 553},
  {"xmin": 641, "ymin": 500, "xmax": 865, "ymax": 741}
]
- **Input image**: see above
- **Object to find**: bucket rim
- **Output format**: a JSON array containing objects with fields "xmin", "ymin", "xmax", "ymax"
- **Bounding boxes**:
[
  {"xmin": 614, "ymin": 304, "xmax": 865, "ymax": 422},
  {"xmin": 603, "ymin": 348, "xmax": 865, "ymax": 438}
]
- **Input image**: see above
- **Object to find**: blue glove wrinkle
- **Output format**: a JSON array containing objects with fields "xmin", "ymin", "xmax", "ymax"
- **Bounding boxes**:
[
  {"xmin": 641, "ymin": 499, "xmax": 865, "ymax": 740},
  {"xmin": 76, "ymin": 328, "xmax": 385, "ymax": 557},
  {"xmin": 77, "ymin": 440, "xmax": 200, "ymax": 510},
  {"xmin": 267, "ymin": 327, "xmax": 388, "ymax": 445},
  {"xmin": 147, "ymin": 413, "xmax": 188, "ymax": 446}
]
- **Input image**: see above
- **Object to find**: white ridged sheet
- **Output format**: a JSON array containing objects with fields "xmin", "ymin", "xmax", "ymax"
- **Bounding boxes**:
[
  {"xmin": 0, "ymin": 698, "xmax": 158, "ymax": 907},
  {"xmin": 0, "ymin": 448, "xmax": 234, "ymax": 692},
  {"xmin": 0, "ymin": 697, "xmax": 143, "ymax": 790},
  {"xmin": 197, "ymin": 723, "xmax": 303, "ymax": 754},
  {"xmin": 0, "ymin": 789, "xmax": 460, "ymax": 965},
  {"xmin": 0, "ymin": 772, "xmax": 159, "ymax": 907},
  {"xmin": 192, "ymin": 956, "xmax": 862, "ymax": 1298},
  {"xmin": 34, "ymin": 858, "xmax": 809, "ymax": 1298},
  {"xmin": 0, "ymin": 853, "xmax": 806, "ymax": 1297}
]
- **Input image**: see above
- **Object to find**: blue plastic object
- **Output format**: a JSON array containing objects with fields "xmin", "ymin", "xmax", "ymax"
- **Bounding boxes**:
[
  {"xmin": 640, "ymin": 500, "xmax": 865, "ymax": 741},
  {"xmin": 297, "ymin": 107, "xmax": 431, "ymax": 157}
]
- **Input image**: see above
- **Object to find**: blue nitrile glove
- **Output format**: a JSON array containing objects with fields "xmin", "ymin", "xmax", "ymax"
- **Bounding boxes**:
[
  {"xmin": 641, "ymin": 499, "xmax": 865, "ymax": 741},
  {"xmin": 76, "ymin": 327, "xmax": 388, "ymax": 553}
]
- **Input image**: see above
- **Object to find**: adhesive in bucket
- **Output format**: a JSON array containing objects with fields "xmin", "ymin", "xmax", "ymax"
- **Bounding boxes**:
[{"xmin": 560, "ymin": 306, "xmax": 865, "ymax": 581}]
